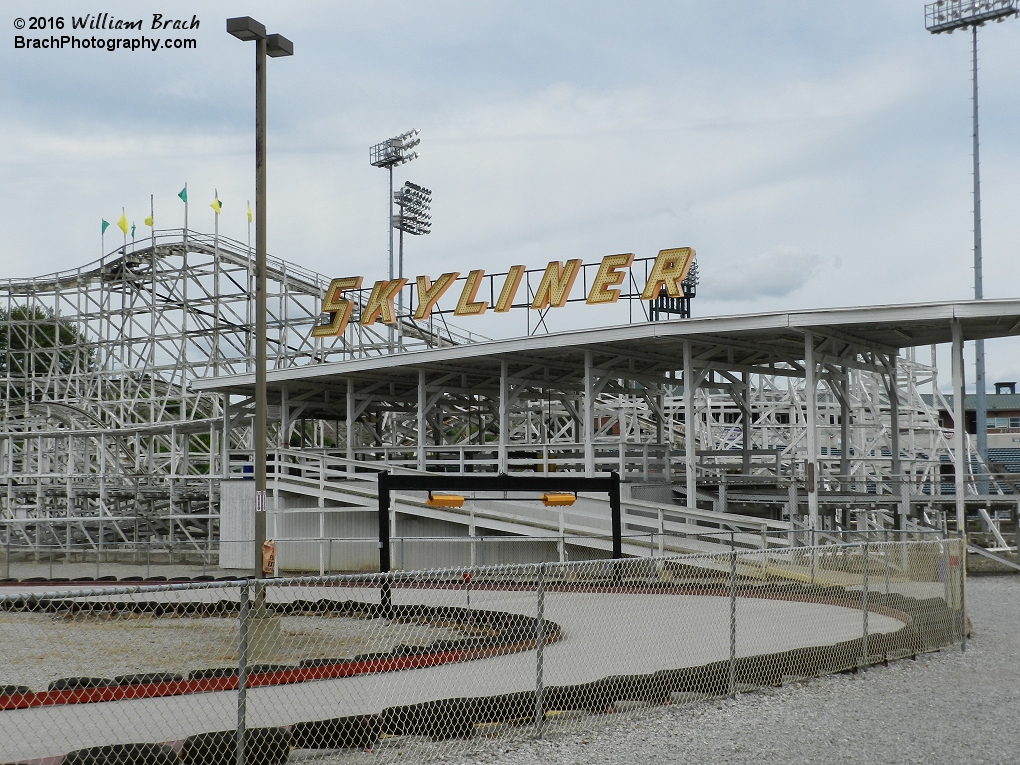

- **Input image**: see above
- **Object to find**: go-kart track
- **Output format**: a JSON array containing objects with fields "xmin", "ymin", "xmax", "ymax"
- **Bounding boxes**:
[{"xmin": 0, "ymin": 578, "xmax": 912, "ymax": 762}]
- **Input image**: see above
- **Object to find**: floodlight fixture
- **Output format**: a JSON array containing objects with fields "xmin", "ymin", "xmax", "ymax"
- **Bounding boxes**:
[
  {"xmin": 370, "ymin": 129, "xmax": 421, "ymax": 169},
  {"xmin": 923, "ymin": 0, "xmax": 1017, "ymax": 488},
  {"xmin": 266, "ymin": 33, "xmax": 294, "ymax": 57},
  {"xmin": 226, "ymin": 16, "xmax": 266, "ymax": 41},
  {"xmin": 393, "ymin": 181, "xmax": 432, "ymax": 237},
  {"xmin": 925, "ymin": 0, "xmax": 1018, "ymax": 33},
  {"xmin": 681, "ymin": 258, "xmax": 699, "ymax": 299}
]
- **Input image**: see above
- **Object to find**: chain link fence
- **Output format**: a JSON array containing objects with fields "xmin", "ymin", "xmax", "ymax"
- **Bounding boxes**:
[
  {"xmin": 0, "ymin": 537, "xmax": 965, "ymax": 764},
  {"xmin": 1, "ymin": 528, "xmax": 951, "ymax": 582}
]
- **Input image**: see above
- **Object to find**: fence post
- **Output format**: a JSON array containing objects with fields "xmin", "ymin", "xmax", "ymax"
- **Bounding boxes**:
[
  {"xmin": 534, "ymin": 562, "xmax": 546, "ymax": 737},
  {"xmin": 860, "ymin": 541, "xmax": 869, "ymax": 668},
  {"xmin": 658, "ymin": 507, "xmax": 665, "ymax": 559},
  {"xmin": 237, "ymin": 579, "xmax": 250, "ymax": 765},
  {"xmin": 958, "ymin": 530, "xmax": 967, "ymax": 653},
  {"xmin": 467, "ymin": 566, "xmax": 476, "ymax": 628},
  {"xmin": 728, "ymin": 546, "xmax": 736, "ymax": 697},
  {"xmin": 884, "ymin": 529, "xmax": 890, "ymax": 594},
  {"xmin": 810, "ymin": 528, "xmax": 816, "ymax": 586},
  {"xmin": 940, "ymin": 535, "xmax": 949, "ymax": 595}
]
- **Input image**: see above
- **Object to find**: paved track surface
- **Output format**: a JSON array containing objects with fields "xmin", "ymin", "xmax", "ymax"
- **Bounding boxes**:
[
  {"xmin": 392, "ymin": 575, "xmax": 1018, "ymax": 765},
  {"xmin": 0, "ymin": 586, "xmax": 905, "ymax": 761}
]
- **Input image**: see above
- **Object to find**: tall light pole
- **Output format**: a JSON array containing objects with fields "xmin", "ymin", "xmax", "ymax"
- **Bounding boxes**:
[
  {"xmin": 370, "ymin": 129, "xmax": 420, "ymax": 349},
  {"xmin": 925, "ymin": 0, "xmax": 1018, "ymax": 487},
  {"xmin": 227, "ymin": 16, "xmax": 294, "ymax": 577}
]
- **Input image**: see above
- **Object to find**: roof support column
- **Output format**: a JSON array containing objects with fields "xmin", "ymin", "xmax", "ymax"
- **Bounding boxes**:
[
  {"xmin": 658, "ymin": 387, "xmax": 667, "ymax": 479},
  {"xmin": 498, "ymin": 361, "xmax": 509, "ymax": 473},
  {"xmin": 741, "ymin": 372, "xmax": 751, "ymax": 475},
  {"xmin": 280, "ymin": 384, "xmax": 289, "ymax": 449},
  {"xmin": 840, "ymin": 368, "xmax": 851, "ymax": 530},
  {"xmin": 346, "ymin": 378, "xmax": 354, "ymax": 473},
  {"xmin": 804, "ymin": 332, "xmax": 819, "ymax": 534},
  {"xmin": 888, "ymin": 353, "xmax": 908, "ymax": 530},
  {"xmin": 584, "ymin": 351, "xmax": 595, "ymax": 476},
  {"xmin": 417, "ymin": 370, "xmax": 426, "ymax": 472},
  {"xmin": 683, "ymin": 341, "xmax": 697, "ymax": 510},
  {"xmin": 840, "ymin": 369, "xmax": 850, "ymax": 492},
  {"xmin": 221, "ymin": 394, "xmax": 231, "ymax": 478},
  {"xmin": 952, "ymin": 319, "xmax": 967, "ymax": 531}
]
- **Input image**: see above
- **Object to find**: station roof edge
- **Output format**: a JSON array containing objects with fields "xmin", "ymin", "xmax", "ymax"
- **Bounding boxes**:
[{"xmin": 191, "ymin": 298, "xmax": 1020, "ymax": 394}]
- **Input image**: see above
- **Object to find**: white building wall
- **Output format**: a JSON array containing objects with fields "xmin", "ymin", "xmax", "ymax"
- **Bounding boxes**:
[{"xmin": 219, "ymin": 480, "xmax": 255, "ymax": 570}]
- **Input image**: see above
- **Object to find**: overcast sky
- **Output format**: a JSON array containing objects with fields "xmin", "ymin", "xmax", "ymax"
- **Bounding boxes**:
[{"xmin": 2, "ymin": 1, "xmax": 1018, "ymax": 388}]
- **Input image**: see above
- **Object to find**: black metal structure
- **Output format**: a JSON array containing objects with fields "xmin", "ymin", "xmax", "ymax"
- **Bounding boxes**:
[
  {"xmin": 376, "ymin": 472, "xmax": 623, "ymax": 612},
  {"xmin": 649, "ymin": 260, "xmax": 697, "ymax": 321},
  {"xmin": 649, "ymin": 283, "xmax": 695, "ymax": 321}
]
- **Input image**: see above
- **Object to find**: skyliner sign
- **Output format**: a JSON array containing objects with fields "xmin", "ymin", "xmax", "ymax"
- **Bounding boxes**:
[{"xmin": 311, "ymin": 247, "xmax": 696, "ymax": 338}]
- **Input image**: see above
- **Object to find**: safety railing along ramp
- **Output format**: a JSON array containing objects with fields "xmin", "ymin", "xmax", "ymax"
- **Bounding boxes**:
[{"xmin": 267, "ymin": 446, "xmax": 791, "ymax": 558}]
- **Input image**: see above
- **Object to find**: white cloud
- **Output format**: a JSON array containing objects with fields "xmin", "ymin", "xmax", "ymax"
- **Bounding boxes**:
[
  {"xmin": 1, "ymin": 0, "xmax": 1018, "ymax": 387},
  {"xmin": 700, "ymin": 248, "xmax": 822, "ymax": 302}
]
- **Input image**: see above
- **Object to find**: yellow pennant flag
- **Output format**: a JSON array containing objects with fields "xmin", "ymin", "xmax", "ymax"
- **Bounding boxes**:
[
  {"xmin": 117, "ymin": 212, "xmax": 129, "ymax": 235},
  {"xmin": 247, "ymin": 202, "xmax": 252, "ymax": 223},
  {"xmin": 144, "ymin": 215, "xmax": 153, "ymax": 227},
  {"xmin": 210, "ymin": 192, "xmax": 223, "ymax": 215}
]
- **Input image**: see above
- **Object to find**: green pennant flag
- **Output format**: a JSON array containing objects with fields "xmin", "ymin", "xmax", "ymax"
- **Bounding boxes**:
[
  {"xmin": 131, "ymin": 223, "xmax": 136, "ymax": 238},
  {"xmin": 178, "ymin": 186, "xmax": 188, "ymax": 203},
  {"xmin": 101, "ymin": 219, "xmax": 110, "ymax": 234}
]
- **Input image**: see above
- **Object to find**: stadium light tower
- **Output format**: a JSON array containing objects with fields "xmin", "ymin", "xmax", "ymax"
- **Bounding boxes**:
[
  {"xmin": 370, "ymin": 130, "xmax": 420, "ymax": 347},
  {"xmin": 226, "ymin": 16, "xmax": 294, "ymax": 578},
  {"xmin": 925, "ymin": 0, "xmax": 1018, "ymax": 482}
]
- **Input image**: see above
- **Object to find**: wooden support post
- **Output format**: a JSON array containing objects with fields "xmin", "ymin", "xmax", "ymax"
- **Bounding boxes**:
[
  {"xmin": 584, "ymin": 351, "xmax": 595, "ymax": 477},
  {"xmin": 804, "ymin": 332, "xmax": 819, "ymax": 534},
  {"xmin": 888, "ymin": 354, "xmax": 908, "ymax": 530},
  {"xmin": 417, "ymin": 370, "xmax": 426, "ymax": 472},
  {"xmin": 346, "ymin": 378, "xmax": 355, "ymax": 472},
  {"xmin": 840, "ymin": 369, "xmax": 851, "ymax": 493},
  {"xmin": 684, "ymin": 341, "xmax": 697, "ymax": 510},
  {"xmin": 499, "ymin": 361, "xmax": 509, "ymax": 473}
]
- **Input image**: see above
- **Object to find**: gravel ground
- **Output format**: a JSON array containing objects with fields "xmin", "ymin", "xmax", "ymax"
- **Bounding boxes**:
[{"xmin": 322, "ymin": 575, "xmax": 1019, "ymax": 765}]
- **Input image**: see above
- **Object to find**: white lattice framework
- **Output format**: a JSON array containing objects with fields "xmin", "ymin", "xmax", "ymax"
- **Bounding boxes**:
[
  {"xmin": 1, "ymin": 232, "xmax": 981, "ymax": 559},
  {"xmin": 0, "ymin": 229, "xmax": 464, "ymax": 554},
  {"xmin": 309, "ymin": 352, "xmax": 961, "ymax": 499}
]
